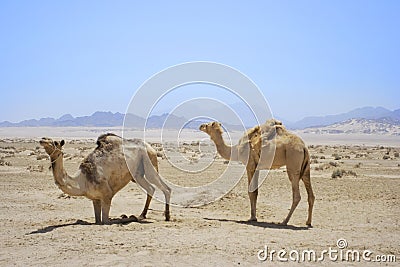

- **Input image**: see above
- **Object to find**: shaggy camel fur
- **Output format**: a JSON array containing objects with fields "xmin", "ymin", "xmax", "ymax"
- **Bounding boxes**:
[
  {"xmin": 200, "ymin": 120, "xmax": 315, "ymax": 226},
  {"xmin": 40, "ymin": 134, "xmax": 171, "ymax": 224}
]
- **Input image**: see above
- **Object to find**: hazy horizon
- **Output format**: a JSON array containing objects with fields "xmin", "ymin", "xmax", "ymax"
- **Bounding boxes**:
[
  {"xmin": 1, "ymin": 1, "xmax": 399, "ymax": 123},
  {"xmin": 1, "ymin": 104, "xmax": 399, "ymax": 125}
]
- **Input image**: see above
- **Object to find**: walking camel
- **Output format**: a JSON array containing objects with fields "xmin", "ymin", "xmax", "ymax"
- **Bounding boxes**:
[
  {"xmin": 39, "ymin": 133, "xmax": 171, "ymax": 224},
  {"xmin": 200, "ymin": 120, "xmax": 315, "ymax": 226}
]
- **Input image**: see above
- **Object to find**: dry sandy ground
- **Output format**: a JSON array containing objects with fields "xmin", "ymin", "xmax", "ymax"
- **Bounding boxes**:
[{"xmin": 0, "ymin": 128, "xmax": 399, "ymax": 266}]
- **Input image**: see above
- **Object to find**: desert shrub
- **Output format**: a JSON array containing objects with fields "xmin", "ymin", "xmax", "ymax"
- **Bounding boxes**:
[
  {"xmin": 331, "ymin": 169, "xmax": 355, "ymax": 178},
  {"xmin": 332, "ymin": 153, "xmax": 341, "ymax": 160},
  {"xmin": 347, "ymin": 170, "xmax": 357, "ymax": 177},
  {"xmin": 394, "ymin": 152, "xmax": 399, "ymax": 158},
  {"xmin": 329, "ymin": 161, "xmax": 338, "ymax": 167},
  {"xmin": 383, "ymin": 155, "xmax": 390, "ymax": 160},
  {"xmin": 311, "ymin": 155, "xmax": 318, "ymax": 159},
  {"xmin": 344, "ymin": 155, "xmax": 351, "ymax": 159},
  {"xmin": 36, "ymin": 154, "xmax": 48, "ymax": 160},
  {"xmin": 311, "ymin": 159, "xmax": 318, "ymax": 164},
  {"xmin": 332, "ymin": 169, "xmax": 345, "ymax": 178},
  {"xmin": 0, "ymin": 158, "xmax": 12, "ymax": 166},
  {"xmin": 315, "ymin": 165, "xmax": 324, "ymax": 171},
  {"xmin": 354, "ymin": 162, "xmax": 362, "ymax": 168},
  {"xmin": 320, "ymin": 155, "xmax": 326, "ymax": 159},
  {"xmin": 355, "ymin": 153, "xmax": 366, "ymax": 158}
]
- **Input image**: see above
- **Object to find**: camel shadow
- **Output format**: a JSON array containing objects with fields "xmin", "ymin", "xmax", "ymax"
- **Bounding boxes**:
[
  {"xmin": 203, "ymin": 217, "xmax": 310, "ymax": 230},
  {"xmin": 27, "ymin": 216, "xmax": 150, "ymax": 235}
]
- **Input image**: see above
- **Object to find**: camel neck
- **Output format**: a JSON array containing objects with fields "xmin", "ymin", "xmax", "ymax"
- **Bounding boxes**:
[
  {"xmin": 51, "ymin": 155, "xmax": 85, "ymax": 196},
  {"xmin": 211, "ymin": 133, "xmax": 234, "ymax": 161}
]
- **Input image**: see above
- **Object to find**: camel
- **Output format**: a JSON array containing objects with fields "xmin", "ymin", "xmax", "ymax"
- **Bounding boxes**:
[
  {"xmin": 199, "ymin": 120, "xmax": 315, "ymax": 226},
  {"xmin": 39, "ymin": 133, "xmax": 171, "ymax": 224}
]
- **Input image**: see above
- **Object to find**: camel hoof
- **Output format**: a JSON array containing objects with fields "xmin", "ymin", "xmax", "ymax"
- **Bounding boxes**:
[
  {"xmin": 306, "ymin": 223, "xmax": 313, "ymax": 228},
  {"xmin": 248, "ymin": 217, "xmax": 257, "ymax": 222},
  {"xmin": 165, "ymin": 212, "xmax": 170, "ymax": 221},
  {"xmin": 279, "ymin": 221, "xmax": 288, "ymax": 226},
  {"xmin": 138, "ymin": 214, "xmax": 146, "ymax": 221}
]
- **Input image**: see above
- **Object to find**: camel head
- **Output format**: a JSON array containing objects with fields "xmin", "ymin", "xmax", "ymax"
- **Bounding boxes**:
[
  {"xmin": 199, "ymin": 121, "xmax": 223, "ymax": 138},
  {"xmin": 39, "ymin": 137, "xmax": 65, "ymax": 159}
]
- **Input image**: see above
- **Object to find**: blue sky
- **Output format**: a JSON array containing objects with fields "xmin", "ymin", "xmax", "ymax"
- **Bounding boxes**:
[{"xmin": 0, "ymin": 1, "xmax": 399, "ymax": 122}]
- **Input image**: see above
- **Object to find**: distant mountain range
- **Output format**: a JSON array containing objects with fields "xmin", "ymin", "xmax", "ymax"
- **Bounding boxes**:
[
  {"xmin": 1, "ymin": 107, "xmax": 399, "ymax": 131},
  {"xmin": 0, "ymin": 111, "xmax": 243, "ymax": 131},
  {"xmin": 298, "ymin": 118, "xmax": 400, "ymax": 136},
  {"xmin": 286, "ymin": 106, "xmax": 400, "ymax": 129}
]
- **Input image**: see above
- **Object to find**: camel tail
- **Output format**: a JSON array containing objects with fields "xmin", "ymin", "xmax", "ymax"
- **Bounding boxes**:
[{"xmin": 300, "ymin": 147, "xmax": 311, "ymax": 180}]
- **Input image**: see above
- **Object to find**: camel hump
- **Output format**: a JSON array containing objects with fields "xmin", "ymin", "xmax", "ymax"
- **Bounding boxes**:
[
  {"xmin": 96, "ymin": 133, "xmax": 122, "ymax": 148},
  {"xmin": 80, "ymin": 133, "xmax": 122, "ymax": 184}
]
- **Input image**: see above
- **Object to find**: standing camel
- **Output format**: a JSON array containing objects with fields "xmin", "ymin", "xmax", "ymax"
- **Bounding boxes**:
[
  {"xmin": 200, "ymin": 120, "xmax": 315, "ymax": 226},
  {"xmin": 39, "ymin": 133, "xmax": 171, "ymax": 224}
]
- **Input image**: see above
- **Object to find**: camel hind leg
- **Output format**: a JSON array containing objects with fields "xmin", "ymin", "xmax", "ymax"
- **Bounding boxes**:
[
  {"xmin": 142, "ymin": 152, "xmax": 171, "ymax": 221},
  {"xmin": 134, "ymin": 175, "xmax": 156, "ymax": 220},
  {"xmin": 138, "ymin": 151, "xmax": 159, "ymax": 220},
  {"xmin": 302, "ymin": 171, "xmax": 315, "ymax": 227},
  {"xmin": 281, "ymin": 171, "xmax": 301, "ymax": 226}
]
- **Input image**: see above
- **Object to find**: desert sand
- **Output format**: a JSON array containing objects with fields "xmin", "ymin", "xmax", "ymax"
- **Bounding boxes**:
[{"xmin": 0, "ymin": 127, "xmax": 399, "ymax": 266}]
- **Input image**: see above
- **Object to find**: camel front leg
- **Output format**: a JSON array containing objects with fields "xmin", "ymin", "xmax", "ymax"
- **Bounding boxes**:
[
  {"xmin": 246, "ymin": 166, "xmax": 259, "ymax": 222},
  {"xmin": 93, "ymin": 200, "xmax": 102, "ymax": 225},
  {"xmin": 281, "ymin": 175, "xmax": 301, "ymax": 225},
  {"xmin": 101, "ymin": 198, "xmax": 112, "ymax": 224}
]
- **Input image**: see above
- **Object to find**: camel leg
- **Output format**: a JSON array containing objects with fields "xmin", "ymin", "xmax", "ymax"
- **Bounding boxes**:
[
  {"xmin": 139, "ymin": 152, "xmax": 158, "ymax": 220},
  {"xmin": 135, "ymin": 175, "xmax": 156, "ymax": 220},
  {"xmin": 101, "ymin": 198, "xmax": 112, "ymax": 224},
  {"xmin": 142, "ymin": 156, "xmax": 171, "ymax": 221},
  {"xmin": 247, "ymin": 166, "xmax": 258, "ymax": 222},
  {"xmin": 92, "ymin": 200, "xmax": 102, "ymax": 225},
  {"xmin": 139, "ymin": 194, "xmax": 153, "ymax": 220},
  {"xmin": 281, "ymin": 173, "xmax": 301, "ymax": 225},
  {"xmin": 302, "ymin": 174, "xmax": 315, "ymax": 227},
  {"xmin": 143, "ymin": 176, "xmax": 171, "ymax": 221}
]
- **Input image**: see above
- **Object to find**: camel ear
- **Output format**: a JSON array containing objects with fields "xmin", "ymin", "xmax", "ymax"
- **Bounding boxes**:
[
  {"xmin": 211, "ymin": 122, "xmax": 216, "ymax": 127},
  {"xmin": 60, "ymin": 140, "xmax": 65, "ymax": 147}
]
